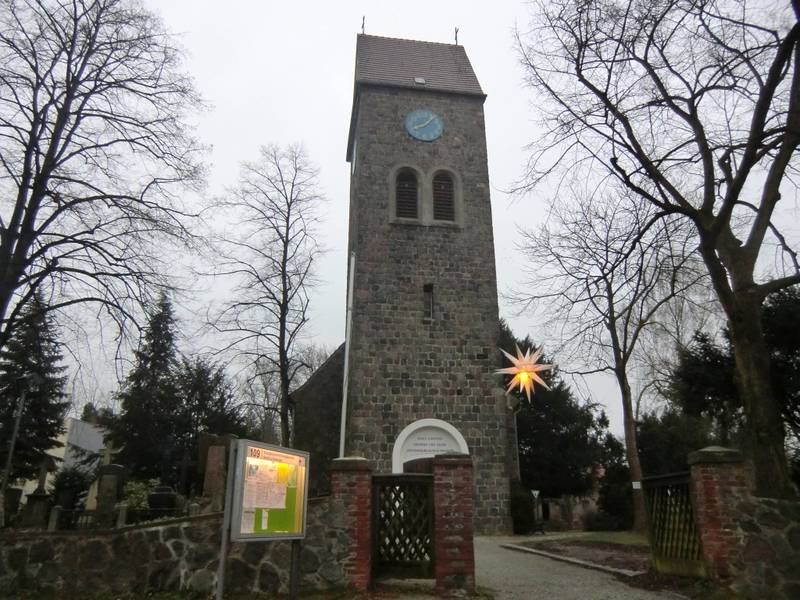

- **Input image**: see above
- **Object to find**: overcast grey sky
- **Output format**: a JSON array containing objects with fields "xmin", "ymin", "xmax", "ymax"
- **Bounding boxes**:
[
  {"xmin": 108, "ymin": 0, "xmax": 632, "ymax": 433},
  {"xmin": 150, "ymin": 0, "xmax": 541, "ymax": 336}
]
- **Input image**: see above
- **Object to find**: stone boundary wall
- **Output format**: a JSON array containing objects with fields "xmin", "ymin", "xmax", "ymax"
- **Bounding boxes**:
[
  {"xmin": 0, "ymin": 496, "xmax": 350, "ymax": 597},
  {"xmin": 689, "ymin": 446, "xmax": 800, "ymax": 600}
]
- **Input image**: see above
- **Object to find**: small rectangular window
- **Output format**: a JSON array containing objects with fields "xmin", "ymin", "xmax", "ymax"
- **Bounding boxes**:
[{"xmin": 423, "ymin": 284, "xmax": 433, "ymax": 321}]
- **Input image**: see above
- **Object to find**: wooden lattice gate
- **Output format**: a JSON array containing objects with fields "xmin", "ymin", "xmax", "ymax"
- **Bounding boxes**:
[
  {"xmin": 372, "ymin": 474, "xmax": 434, "ymax": 578},
  {"xmin": 643, "ymin": 472, "xmax": 706, "ymax": 578}
]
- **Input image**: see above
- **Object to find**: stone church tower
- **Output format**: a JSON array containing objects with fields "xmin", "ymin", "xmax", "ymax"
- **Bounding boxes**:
[{"xmin": 341, "ymin": 34, "xmax": 511, "ymax": 533}]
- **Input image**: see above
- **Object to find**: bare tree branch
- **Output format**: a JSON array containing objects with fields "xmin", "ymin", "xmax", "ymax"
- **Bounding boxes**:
[
  {"xmin": 0, "ymin": 0, "xmax": 205, "ymax": 355},
  {"xmin": 208, "ymin": 144, "xmax": 324, "ymax": 446},
  {"xmin": 513, "ymin": 187, "xmax": 706, "ymax": 530},
  {"xmin": 517, "ymin": 0, "xmax": 800, "ymax": 497}
]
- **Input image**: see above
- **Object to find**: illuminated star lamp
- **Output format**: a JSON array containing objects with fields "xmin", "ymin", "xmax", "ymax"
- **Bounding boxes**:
[{"xmin": 496, "ymin": 345, "xmax": 553, "ymax": 402}]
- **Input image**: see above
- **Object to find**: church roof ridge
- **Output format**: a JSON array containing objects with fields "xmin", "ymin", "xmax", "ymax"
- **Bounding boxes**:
[
  {"xmin": 347, "ymin": 32, "xmax": 485, "ymax": 160},
  {"xmin": 357, "ymin": 32, "xmax": 460, "ymax": 48},
  {"xmin": 354, "ymin": 33, "xmax": 484, "ymax": 97}
]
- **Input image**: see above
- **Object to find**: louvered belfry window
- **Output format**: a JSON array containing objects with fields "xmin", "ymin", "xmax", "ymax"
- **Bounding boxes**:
[
  {"xmin": 433, "ymin": 172, "xmax": 455, "ymax": 221},
  {"xmin": 396, "ymin": 170, "xmax": 418, "ymax": 219}
]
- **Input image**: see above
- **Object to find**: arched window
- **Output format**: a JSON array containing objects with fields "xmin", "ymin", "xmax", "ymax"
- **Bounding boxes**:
[
  {"xmin": 395, "ymin": 170, "xmax": 418, "ymax": 219},
  {"xmin": 432, "ymin": 172, "xmax": 455, "ymax": 221}
]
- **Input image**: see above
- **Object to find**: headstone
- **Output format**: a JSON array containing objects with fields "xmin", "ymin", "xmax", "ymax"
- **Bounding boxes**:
[
  {"xmin": 34, "ymin": 456, "xmax": 56, "ymax": 492},
  {"xmin": 48, "ymin": 505, "xmax": 61, "ymax": 531},
  {"xmin": 178, "ymin": 450, "xmax": 195, "ymax": 496},
  {"xmin": 99, "ymin": 444, "xmax": 121, "ymax": 466},
  {"xmin": 19, "ymin": 456, "xmax": 57, "ymax": 528},
  {"xmin": 4, "ymin": 487, "xmax": 22, "ymax": 519},
  {"xmin": 20, "ymin": 489, "xmax": 50, "ymax": 529},
  {"xmin": 202, "ymin": 445, "xmax": 227, "ymax": 512},
  {"xmin": 197, "ymin": 432, "xmax": 236, "ymax": 475},
  {"xmin": 95, "ymin": 464, "xmax": 125, "ymax": 527}
]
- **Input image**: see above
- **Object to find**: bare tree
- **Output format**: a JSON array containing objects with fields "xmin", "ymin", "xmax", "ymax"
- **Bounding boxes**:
[
  {"xmin": 516, "ymin": 194, "xmax": 702, "ymax": 531},
  {"xmin": 0, "ymin": 0, "xmax": 203, "ymax": 354},
  {"xmin": 237, "ymin": 342, "xmax": 330, "ymax": 445},
  {"xmin": 210, "ymin": 145, "xmax": 324, "ymax": 447},
  {"xmin": 518, "ymin": 0, "xmax": 800, "ymax": 496},
  {"xmin": 239, "ymin": 366, "xmax": 281, "ymax": 444},
  {"xmin": 635, "ymin": 283, "xmax": 723, "ymax": 416}
]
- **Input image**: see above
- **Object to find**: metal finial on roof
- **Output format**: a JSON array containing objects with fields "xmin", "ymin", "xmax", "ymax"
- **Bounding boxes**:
[
  {"xmin": 455, "ymin": 27, "xmax": 459, "ymax": 45},
  {"xmin": 361, "ymin": 16, "xmax": 365, "ymax": 35}
]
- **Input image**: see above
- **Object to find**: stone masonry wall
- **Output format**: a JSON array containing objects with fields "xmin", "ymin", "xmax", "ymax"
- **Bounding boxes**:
[
  {"xmin": 0, "ymin": 497, "xmax": 350, "ymax": 597},
  {"xmin": 689, "ymin": 446, "xmax": 800, "ymax": 599},
  {"xmin": 728, "ymin": 496, "xmax": 800, "ymax": 599},
  {"xmin": 293, "ymin": 344, "xmax": 346, "ymax": 497},
  {"xmin": 346, "ymin": 84, "xmax": 511, "ymax": 534}
]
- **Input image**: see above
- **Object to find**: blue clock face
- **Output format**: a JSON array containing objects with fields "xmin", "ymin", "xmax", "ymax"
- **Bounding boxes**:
[{"xmin": 404, "ymin": 109, "xmax": 444, "ymax": 142}]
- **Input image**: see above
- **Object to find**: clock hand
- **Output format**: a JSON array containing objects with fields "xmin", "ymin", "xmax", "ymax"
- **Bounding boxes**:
[{"xmin": 413, "ymin": 116, "xmax": 435, "ymax": 130}]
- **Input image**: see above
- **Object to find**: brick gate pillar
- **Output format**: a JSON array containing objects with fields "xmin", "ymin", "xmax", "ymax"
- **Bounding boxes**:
[
  {"xmin": 330, "ymin": 457, "xmax": 372, "ymax": 592},
  {"xmin": 688, "ymin": 446, "xmax": 750, "ymax": 578},
  {"xmin": 433, "ymin": 453, "xmax": 475, "ymax": 595}
]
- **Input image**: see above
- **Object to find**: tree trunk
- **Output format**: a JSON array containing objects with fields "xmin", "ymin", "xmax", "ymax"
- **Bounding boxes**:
[
  {"xmin": 728, "ymin": 294, "xmax": 794, "ymax": 498},
  {"xmin": 616, "ymin": 370, "xmax": 648, "ymax": 532},
  {"xmin": 279, "ymin": 381, "xmax": 291, "ymax": 448}
]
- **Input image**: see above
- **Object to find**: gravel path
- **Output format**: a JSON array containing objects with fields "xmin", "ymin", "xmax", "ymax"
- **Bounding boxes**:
[{"xmin": 475, "ymin": 536, "xmax": 678, "ymax": 600}]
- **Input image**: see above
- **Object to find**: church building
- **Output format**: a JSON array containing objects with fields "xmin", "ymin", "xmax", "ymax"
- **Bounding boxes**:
[{"xmin": 294, "ymin": 34, "xmax": 513, "ymax": 534}]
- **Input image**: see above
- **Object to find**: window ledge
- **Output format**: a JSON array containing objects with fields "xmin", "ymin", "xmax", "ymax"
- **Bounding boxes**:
[{"xmin": 389, "ymin": 219, "xmax": 462, "ymax": 229}]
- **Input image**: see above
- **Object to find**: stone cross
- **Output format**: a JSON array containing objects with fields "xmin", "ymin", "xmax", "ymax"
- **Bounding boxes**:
[
  {"xmin": 34, "ymin": 455, "xmax": 55, "ymax": 492},
  {"xmin": 99, "ymin": 444, "xmax": 120, "ymax": 466}
]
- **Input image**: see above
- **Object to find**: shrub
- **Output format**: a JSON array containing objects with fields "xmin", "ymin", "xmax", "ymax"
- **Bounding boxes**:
[
  {"xmin": 123, "ymin": 478, "xmax": 160, "ymax": 509},
  {"xmin": 510, "ymin": 480, "xmax": 537, "ymax": 534},
  {"xmin": 596, "ymin": 462, "xmax": 633, "ymax": 530},
  {"xmin": 49, "ymin": 466, "xmax": 93, "ymax": 509},
  {"xmin": 583, "ymin": 510, "xmax": 629, "ymax": 531}
]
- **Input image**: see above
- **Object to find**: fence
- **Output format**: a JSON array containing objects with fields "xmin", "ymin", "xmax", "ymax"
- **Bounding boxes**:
[
  {"xmin": 49, "ymin": 505, "xmax": 181, "ymax": 531},
  {"xmin": 642, "ymin": 472, "xmax": 705, "ymax": 578},
  {"xmin": 55, "ymin": 508, "xmax": 100, "ymax": 531}
]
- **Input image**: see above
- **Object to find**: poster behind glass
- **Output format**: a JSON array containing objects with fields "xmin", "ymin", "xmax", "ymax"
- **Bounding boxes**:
[{"xmin": 231, "ymin": 441, "xmax": 308, "ymax": 541}]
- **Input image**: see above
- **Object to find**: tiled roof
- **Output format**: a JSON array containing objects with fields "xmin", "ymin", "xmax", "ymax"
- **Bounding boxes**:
[
  {"xmin": 354, "ymin": 34, "xmax": 484, "ymax": 96},
  {"xmin": 347, "ymin": 35, "xmax": 485, "ymax": 160}
]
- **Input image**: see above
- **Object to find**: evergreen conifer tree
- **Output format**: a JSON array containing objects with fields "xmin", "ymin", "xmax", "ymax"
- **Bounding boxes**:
[
  {"xmin": 0, "ymin": 294, "xmax": 68, "ymax": 481},
  {"xmin": 499, "ymin": 321, "xmax": 616, "ymax": 497},
  {"xmin": 109, "ymin": 294, "xmax": 180, "ymax": 482},
  {"xmin": 172, "ymin": 357, "xmax": 246, "ymax": 493}
]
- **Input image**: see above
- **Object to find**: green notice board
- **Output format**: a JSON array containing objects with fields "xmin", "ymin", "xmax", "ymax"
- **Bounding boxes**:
[{"xmin": 230, "ymin": 440, "xmax": 309, "ymax": 541}]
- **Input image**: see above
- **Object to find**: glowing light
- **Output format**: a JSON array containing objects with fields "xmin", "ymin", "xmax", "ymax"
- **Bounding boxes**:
[{"xmin": 495, "ymin": 344, "xmax": 552, "ymax": 402}]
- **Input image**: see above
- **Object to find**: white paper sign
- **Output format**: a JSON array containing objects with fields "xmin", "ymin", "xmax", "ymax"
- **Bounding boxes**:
[
  {"xmin": 241, "ymin": 510, "xmax": 255, "ymax": 534},
  {"xmin": 265, "ymin": 482, "xmax": 287, "ymax": 509}
]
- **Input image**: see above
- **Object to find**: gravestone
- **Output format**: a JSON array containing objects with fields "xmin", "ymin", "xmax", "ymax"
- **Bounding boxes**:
[
  {"xmin": 3, "ymin": 488, "xmax": 22, "ymax": 521},
  {"xmin": 95, "ymin": 464, "xmax": 125, "ymax": 527},
  {"xmin": 202, "ymin": 445, "xmax": 227, "ymax": 512},
  {"xmin": 19, "ymin": 456, "xmax": 56, "ymax": 528}
]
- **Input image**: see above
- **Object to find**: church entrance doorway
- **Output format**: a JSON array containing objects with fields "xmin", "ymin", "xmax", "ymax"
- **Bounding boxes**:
[{"xmin": 391, "ymin": 418, "xmax": 469, "ymax": 473}]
